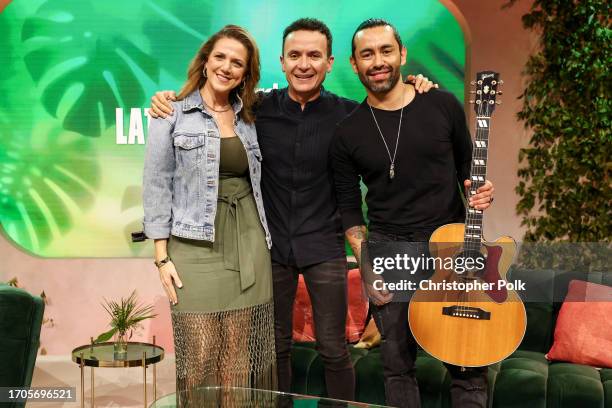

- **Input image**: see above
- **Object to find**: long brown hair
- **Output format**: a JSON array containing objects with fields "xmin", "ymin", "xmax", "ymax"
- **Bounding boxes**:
[{"xmin": 177, "ymin": 25, "xmax": 260, "ymax": 124}]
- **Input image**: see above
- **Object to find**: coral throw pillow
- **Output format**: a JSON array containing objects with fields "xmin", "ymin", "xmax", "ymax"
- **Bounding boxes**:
[
  {"xmin": 293, "ymin": 268, "xmax": 368, "ymax": 343},
  {"xmin": 546, "ymin": 280, "xmax": 612, "ymax": 368}
]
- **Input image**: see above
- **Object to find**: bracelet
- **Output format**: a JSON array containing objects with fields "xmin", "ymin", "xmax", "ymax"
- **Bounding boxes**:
[{"xmin": 154, "ymin": 256, "xmax": 171, "ymax": 268}]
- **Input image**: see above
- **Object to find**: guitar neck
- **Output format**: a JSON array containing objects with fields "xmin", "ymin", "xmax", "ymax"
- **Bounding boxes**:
[
  {"xmin": 463, "ymin": 70, "xmax": 502, "ymax": 250},
  {"xmin": 463, "ymin": 117, "xmax": 491, "ymax": 247}
]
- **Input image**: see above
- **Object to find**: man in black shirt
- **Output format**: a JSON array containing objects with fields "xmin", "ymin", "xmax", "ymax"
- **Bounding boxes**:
[
  {"xmin": 149, "ymin": 19, "xmax": 435, "ymax": 399},
  {"xmin": 331, "ymin": 19, "xmax": 494, "ymax": 408},
  {"xmin": 254, "ymin": 20, "xmax": 357, "ymax": 399}
]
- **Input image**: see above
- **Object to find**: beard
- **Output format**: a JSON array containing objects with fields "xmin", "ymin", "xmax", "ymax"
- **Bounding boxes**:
[{"xmin": 358, "ymin": 64, "xmax": 401, "ymax": 93}]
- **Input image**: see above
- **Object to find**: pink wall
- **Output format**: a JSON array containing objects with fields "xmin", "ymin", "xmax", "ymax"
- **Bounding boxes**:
[
  {"xmin": 1, "ymin": 0, "xmax": 537, "ymax": 355},
  {"xmin": 1, "ymin": 236, "xmax": 175, "ymax": 354},
  {"xmin": 450, "ymin": 0, "xmax": 538, "ymax": 241}
]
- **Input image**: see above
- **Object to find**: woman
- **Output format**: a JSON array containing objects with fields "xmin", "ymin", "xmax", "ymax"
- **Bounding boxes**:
[{"xmin": 142, "ymin": 25, "xmax": 275, "ymax": 404}]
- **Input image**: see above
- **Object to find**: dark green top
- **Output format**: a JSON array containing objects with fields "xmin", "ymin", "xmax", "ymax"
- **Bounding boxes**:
[{"xmin": 219, "ymin": 137, "xmax": 248, "ymax": 177}]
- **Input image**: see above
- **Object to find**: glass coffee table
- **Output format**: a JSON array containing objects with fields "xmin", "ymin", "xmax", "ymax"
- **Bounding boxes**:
[
  {"xmin": 72, "ymin": 339, "xmax": 164, "ymax": 408},
  {"xmin": 150, "ymin": 386, "xmax": 390, "ymax": 407}
]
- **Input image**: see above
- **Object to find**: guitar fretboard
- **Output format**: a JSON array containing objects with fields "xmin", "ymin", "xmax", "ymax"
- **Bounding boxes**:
[{"xmin": 463, "ymin": 116, "xmax": 490, "ymax": 253}]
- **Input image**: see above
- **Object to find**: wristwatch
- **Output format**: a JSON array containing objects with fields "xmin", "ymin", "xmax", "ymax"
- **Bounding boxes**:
[{"xmin": 154, "ymin": 256, "xmax": 171, "ymax": 268}]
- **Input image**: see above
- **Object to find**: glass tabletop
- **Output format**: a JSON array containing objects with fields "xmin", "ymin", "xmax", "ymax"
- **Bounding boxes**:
[
  {"xmin": 71, "ymin": 341, "xmax": 164, "ymax": 367},
  {"xmin": 150, "ymin": 386, "xmax": 390, "ymax": 407}
]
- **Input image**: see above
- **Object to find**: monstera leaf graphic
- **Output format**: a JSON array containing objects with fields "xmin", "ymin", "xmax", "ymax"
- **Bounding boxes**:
[
  {"xmin": 0, "ymin": 123, "xmax": 100, "ymax": 253},
  {"xmin": 142, "ymin": 1, "xmax": 216, "ymax": 79},
  {"xmin": 21, "ymin": 0, "xmax": 159, "ymax": 137},
  {"xmin": 0, "ymin": 13, "xmax": 19, "ymax": 114}
]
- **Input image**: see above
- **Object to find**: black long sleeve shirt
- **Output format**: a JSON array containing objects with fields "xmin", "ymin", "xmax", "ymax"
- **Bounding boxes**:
[
  {"xmin": 256, "ymin": 88, "xmax": 358, "ymax": 267},
  {"xmin": 330, "ymin": 89, "xmax": 472, "ymax": 234}
]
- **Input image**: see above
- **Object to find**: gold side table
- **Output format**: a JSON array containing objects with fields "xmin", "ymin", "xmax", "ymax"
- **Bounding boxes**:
[{"xmin": 71, "ymin": 338, "xmax": 164, "ymax": 408}]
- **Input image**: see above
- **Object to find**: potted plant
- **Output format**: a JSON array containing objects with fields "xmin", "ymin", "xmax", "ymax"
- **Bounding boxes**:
[{"xmin": 95, "ymin": 290, "xmax": 156, "ymax": 359}]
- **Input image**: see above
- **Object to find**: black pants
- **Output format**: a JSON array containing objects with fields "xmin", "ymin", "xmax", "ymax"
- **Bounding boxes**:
[
  {"xmin": 272, "ymin": 257, "xmax": 355, "ymax": 401},
  {"xmin": 368, "ymin": 230, "xmax": 488, "ymax": 408}
]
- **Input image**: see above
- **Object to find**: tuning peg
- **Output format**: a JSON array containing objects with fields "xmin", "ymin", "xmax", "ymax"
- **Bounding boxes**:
[
  {"xmin": 470, "ymin": 81, "xmax": 476, "ymax": 85},
  {"xmin": 469, "ymin": 100, "xmax": 475, "ymax": 104},
  {"xmin": 497, "ymin": 91, "xmax": 503, "ymax": 95},
  {"xmin": 469, "ymin": 91, "xmax": 476, "ymax": 94},
  {"xmin": 496, "ymin": 100, "xmax": 502, "ymax": 105},
  {"xmin": 499, "ymin": 80, "xmax": 504, "ymax": 85}
]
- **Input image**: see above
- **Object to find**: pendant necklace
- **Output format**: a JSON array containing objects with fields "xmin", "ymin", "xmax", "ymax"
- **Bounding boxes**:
[
  {"xmin": 368, "ymin": 92, "xmax": 405, "ymax": 180},
  {"xmin": 203, "ymin": 101, "xmax": 232, "ymax": 113}
]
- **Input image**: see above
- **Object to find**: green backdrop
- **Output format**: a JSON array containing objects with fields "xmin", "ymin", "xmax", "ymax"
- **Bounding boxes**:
[{"xmin": 0, "ymin": 0, "xmax": 465, "ymax": 257}]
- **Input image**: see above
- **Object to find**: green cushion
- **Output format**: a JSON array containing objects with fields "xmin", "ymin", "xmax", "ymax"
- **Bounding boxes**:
[
  {"xmin": 0, "ymin": 284, "xmax": 45, "ymax": 408},
  {"xmin": 602, "ymin": 369, "xmax": 612, "ymax": 408},
  {"xmin": 415, "ymin": 353, "xmax": 450, "ymax": 408},
  {"xmin": 507, "ymin": 350, "xmax": 550, "ymax": 368},
  {"xmin": 519, "ymin": 302, "xmax": 554, "ymax": 353},
  {"xmin": 547, "ymin": 363, "xmax": 604, "ymax": 408},
  {"xmin": 292, "ymin": 343, "xmax": 369, "ymax": 398},
  {"xmin": 354, "ymin": 352, "xmax": 386, "ymax": 405},
  {"xmin": 290, "ymin": 345, "xmax": 320, "ymax": 395},
  {"xmin": 0, "ymin": 285, "xmax": 44, "ymax": 387},
  {"xmin": 601, "ymin": 369, "xmax": 612, "ymax": 383},
  {"xmin": 492, "ymin": 351, "xmax": 548, "ymax": 408}
]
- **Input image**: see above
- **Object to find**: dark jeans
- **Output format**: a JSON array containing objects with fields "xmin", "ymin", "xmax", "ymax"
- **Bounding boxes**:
[
  {"xmin": 272, "ymin": 257, "xmax": 355, "ymax": 401},
  {"xmin": 368, "ymin": 230, "xmax": 488, "ymax": 408}
]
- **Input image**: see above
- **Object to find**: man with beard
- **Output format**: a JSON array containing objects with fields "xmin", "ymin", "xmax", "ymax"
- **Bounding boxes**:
[
  {"xmin": 331, "ymin": 19, "xmax": 494, "ymax": 408},
  {"xmin": 148, "ymin": 18, "xmax": 436, "ymax": 400}
]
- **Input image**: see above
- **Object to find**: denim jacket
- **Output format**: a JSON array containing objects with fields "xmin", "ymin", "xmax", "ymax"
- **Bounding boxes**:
[{"xmin": 143, "ymin": 90, "xmax": 272, "ymax": 248}]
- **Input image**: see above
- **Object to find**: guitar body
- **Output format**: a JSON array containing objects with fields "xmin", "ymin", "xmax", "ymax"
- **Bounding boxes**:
[{"xmin": 408, "ymin": 223, "xmax": 527, "ymax": 367}]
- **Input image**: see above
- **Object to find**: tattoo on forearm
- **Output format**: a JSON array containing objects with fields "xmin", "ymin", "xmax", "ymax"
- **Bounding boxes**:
[
  {"xmin": 346, "ymin": 225, "xmax": 367, "ymax": 266},
  {"xmin": 346, "ymin": 225, "xmax": 367, "ymax": 240}
]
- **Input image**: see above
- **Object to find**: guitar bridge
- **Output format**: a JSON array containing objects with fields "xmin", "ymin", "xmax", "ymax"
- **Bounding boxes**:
[{"xmin": 442, "ymin": 306, "xmax": 491, "ymax": 320}]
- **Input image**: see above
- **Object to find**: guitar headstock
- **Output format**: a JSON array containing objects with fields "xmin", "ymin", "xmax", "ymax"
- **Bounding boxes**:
[{"xmin": 469, "ymin": 71, "xmax": 502, "ymax": 117}]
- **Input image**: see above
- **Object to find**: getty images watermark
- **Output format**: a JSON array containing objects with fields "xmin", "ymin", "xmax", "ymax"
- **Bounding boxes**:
[
  {"xmin": 369, "ymin": 252, "xmax": 525, "ymax": 292},
  {"xmin": 360, "ymin": 241, "xmax": 611, "ymax": 303},
  {"xmin": 361, "ymin": 240, "xmax": 528, "ymax": 302}
]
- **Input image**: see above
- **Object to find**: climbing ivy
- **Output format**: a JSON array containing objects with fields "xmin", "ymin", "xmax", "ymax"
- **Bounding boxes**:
[{"xmin": 508, "ymin": 0, "xmax": 610, "ymax": 242}]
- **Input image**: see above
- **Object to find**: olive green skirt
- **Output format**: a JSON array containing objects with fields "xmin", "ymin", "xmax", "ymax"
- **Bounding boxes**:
[
  {"xmin": 168, "ymin": 176, "xmax": 272, "ymax": 313},
  {"xmin": 168, "ymin": 176, "xmax": 276, "ymax": 399}
]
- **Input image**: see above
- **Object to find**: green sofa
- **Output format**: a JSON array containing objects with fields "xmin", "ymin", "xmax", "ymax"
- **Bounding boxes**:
[
  {"xmin": 0, "ymin": 284, "xmax": 45, "ymax": 408},
  {"xmin": 290, "ymin": 269, "xmax": 612, "ymax": 407}
]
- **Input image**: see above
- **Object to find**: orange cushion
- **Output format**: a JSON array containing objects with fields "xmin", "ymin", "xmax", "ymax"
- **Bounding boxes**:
[
  {"xmin": 292, "ymin": 268, "xmax": 368, "ymax": 343},
  {"xmin": 546, "ymin": 280, "xmax": 612, "ymax": 368}
]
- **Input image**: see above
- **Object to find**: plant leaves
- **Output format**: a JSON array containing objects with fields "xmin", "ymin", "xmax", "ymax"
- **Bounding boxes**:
[
  {"xmin": 95, "ymin": 327, "xmax": 117, "ymax": 343},
  {"xmin": 21, "ymin": 0, "xmax": 160, "ymax": 137}
]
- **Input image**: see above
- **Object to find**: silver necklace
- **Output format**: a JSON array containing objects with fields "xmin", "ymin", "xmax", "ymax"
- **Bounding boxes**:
[
  {"xmin": 368, "ymin": 96, "xmax": 404, "ymax": 180},
  {"xmin": 203, "ymin": 100, "xmax": 232, "ymax": 113}
]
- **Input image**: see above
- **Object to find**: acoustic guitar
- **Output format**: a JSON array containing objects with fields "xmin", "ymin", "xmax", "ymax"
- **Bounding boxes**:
[{"xmin": 407, "ymin": 71, "xmax": 526, "ymax": 367}]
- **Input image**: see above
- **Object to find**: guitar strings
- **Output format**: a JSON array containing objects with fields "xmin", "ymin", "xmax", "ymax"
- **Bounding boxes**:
[{"xmin": 460, "ymin": 78, "xmax": 493, "ymax": 306}]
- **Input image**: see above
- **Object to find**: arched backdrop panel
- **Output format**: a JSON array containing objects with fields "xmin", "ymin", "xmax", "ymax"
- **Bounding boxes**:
[{"xmin": 0, "ymin": 0, "xmax": 465, "ymax": 257}]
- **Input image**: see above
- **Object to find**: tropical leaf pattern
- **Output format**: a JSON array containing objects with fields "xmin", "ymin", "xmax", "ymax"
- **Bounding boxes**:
[
  {"xmin": 0, "ymin": 4, "xmax": 101, "ymax": 254},
  {"xmin": 0, "ymin": 124, "xmax": 100, "ymax": 253},
  {"xmin": 0, "ymin": 0, "xmax": 464, "ymax": 257},
  {"xmin": 21, "ymin": 0, "xmax": 160, "ymax": 137}
]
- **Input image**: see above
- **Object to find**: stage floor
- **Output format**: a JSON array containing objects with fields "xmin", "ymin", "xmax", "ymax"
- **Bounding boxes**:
[{"xmin": 29, "ymin": 354, "xmax": 177, "ymax": 407}]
